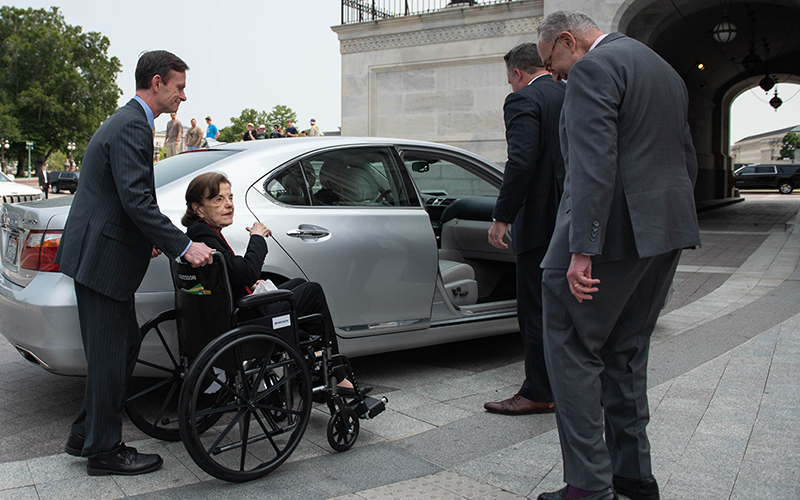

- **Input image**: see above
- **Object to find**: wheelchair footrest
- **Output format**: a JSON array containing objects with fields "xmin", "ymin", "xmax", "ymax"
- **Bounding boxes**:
[{"xmin": 351, "ymin": 396, "xmax": 387, "ymax": 419}]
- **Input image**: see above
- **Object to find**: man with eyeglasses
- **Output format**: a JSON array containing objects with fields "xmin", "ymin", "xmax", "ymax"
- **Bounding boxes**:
[{"xmin": 535, "ymin": 11, "xmax": 700, "ymax": 500}]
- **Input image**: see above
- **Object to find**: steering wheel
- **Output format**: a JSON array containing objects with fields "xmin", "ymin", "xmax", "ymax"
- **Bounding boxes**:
[{"xmin": 373, "ymin": 188, "xmax": 393, "ymax": 205}]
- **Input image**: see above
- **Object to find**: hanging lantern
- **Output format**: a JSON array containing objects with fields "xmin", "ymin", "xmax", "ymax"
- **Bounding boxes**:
[
  {"xmin": 759, "ymin": 75, "xmax": 775, "ymax": 92},
  {"xmin": 712, "ymin": 18, "xmax": 737, "ymax": 43},
  {"xmin": 770, "ymin": 90, "xmax": 783, "ymax": 111}
]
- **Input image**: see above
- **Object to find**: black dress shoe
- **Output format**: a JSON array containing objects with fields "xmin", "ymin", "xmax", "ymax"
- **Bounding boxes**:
[
  {"xmin": 87, "ymin": 444, "xmax": 163, "ymax": 476},
  {"xmin": 612, "ymin": 476, "xmax": 659, "ymax": 500},
  {"xmin": 538, "ymin": 486, "xmax": 618, "ymax": 500},
  {"xmin": 65, "ymin": 433, "xmax": 84, "ymax": 457}
]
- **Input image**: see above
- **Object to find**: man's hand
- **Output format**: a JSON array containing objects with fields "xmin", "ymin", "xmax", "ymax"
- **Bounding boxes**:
[
  {"xmin": 566, "ymin": 252, "xmax": 600, "ymax": 303},
  {"xmin": 150, "ymin": 247, "xmax": 162, "ymax": 259},
  {"xmin": 183, "ymin": 241, "xmax": 214, "ymax": 267},
  {"xmin": 488, "ymin": 221, "xmax": 509, "ymax": 250}
]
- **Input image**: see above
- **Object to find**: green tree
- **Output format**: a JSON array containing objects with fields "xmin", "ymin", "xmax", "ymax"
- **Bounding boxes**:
[
  {"xmin": 266, "ymin": 105, "xmax": 297, "ymax": 131},
  {"xmin": 780, "ymin": 132, "xmax": 800, "ymax": 160},
  {"xmin": 218, "ymin": 108, "xmax": 269, "ymax": 143},
  {"xmin": 0, "ymin": 6, "xmax": 121, "ymax": 177}
]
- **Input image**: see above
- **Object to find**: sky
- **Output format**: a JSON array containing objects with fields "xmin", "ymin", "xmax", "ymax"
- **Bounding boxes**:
[
  {"xmin": 11, "ymin": 0, "xmax": 800, "ymax": 142},
  {"xmin": 16, "ymin": 0, "xmax": 344, "ymax": 133}
]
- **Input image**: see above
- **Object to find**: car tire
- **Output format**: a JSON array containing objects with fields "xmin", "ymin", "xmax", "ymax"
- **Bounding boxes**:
[
  {"xmin": 69, "ymin": 189, "xmax": 75, "ymax": 194},
  {"xmin": 52, "ymin": 185, "xmax": 59, "ymax": 194},
  {"xmin": 779, "ymin": 182, "xmax": 794, "ymax": 194}
]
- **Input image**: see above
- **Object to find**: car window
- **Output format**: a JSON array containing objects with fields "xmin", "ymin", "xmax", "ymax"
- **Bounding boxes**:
[
  {"xmin": 263, "ymin": 147, "xmax": 414, "ymax": 207},
  {"xmin": 153, "ymin": 150, "xmax": 239, "ymax": 188},
  {"xmin": 738, "ymin": 166, "xmax": 756, "ymax": 175},
  {"xmin": 754, "ymin": 165, "xmax": 776, "ymax": 174},
  {"xmin": 264, "ymin": 162, "xmax": 313, "ymax": 206},
  {"xmin": 401, "ymin": 150, "xmax": 500, "ymax": 198}
]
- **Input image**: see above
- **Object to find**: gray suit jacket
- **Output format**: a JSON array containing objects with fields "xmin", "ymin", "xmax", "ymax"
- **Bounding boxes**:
[
  {"xmin": 493, "ymin": 75, "xmax": 566, "ymax": 255},
  {"xmin": 56, "ymin": 99, "xmax": 190, "ymax": 301},
  {"xmin": 542, "ymin": 33, "xmax": 701, "ymax": 269}
]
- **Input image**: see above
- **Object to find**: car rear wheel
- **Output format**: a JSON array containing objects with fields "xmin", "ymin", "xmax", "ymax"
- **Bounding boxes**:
[
  {"xmin": 52, "ymin": 185, "xmax": 59, "ymax": 194},
  {"xmin": 779, "ymin": 181, "xmax": 794, "ymax": 194}
]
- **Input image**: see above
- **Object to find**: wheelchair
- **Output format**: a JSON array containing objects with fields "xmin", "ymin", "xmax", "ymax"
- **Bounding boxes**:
[{"xmin": 124, "ymin": 253, "xmax": 386, "ymax": 482}]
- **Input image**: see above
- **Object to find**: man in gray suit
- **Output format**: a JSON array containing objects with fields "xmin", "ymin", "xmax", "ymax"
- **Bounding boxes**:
[
  {"xmin": 534, "ymin": 12, "xmax": 701, "ymax": 500},
  {"xmin": 56, "ymin": 50, "xmax": 214, "ymax": 476},
  {"xmin": 484, "ymin": 43, "xmax": 565, "ymax": 416}
]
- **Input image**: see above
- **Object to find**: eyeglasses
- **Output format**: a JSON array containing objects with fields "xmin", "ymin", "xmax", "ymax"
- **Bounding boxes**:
[{"xmin": 543, "ymin": 33, "xmax": 562, "ymax": 73}]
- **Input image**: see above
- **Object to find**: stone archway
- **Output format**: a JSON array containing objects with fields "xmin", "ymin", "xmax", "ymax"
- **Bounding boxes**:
[{"xmin": 614, "ymin": 0, "xmax": 800, "ymax": 202}]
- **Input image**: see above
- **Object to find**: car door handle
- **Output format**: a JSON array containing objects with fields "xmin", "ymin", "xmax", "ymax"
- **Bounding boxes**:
[{"xmin": 286, "ymin": 228, "xmax": 330, "ymax": 238}]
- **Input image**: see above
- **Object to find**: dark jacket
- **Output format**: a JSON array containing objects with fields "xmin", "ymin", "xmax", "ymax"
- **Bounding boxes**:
[
  {"xmin": 55, "ymin": 99, "xmax": 190, "ymax": 301},
  {"xmin": 186, "ymin": 222, "xmax": 267, "ymax": 301},
  {"xmin": 493, "ymin": 75, "xmax": 566, "ymax": 255},
  {"xmin": 542, "ymin": 33, "xmax": 700, "ymax": 269}
]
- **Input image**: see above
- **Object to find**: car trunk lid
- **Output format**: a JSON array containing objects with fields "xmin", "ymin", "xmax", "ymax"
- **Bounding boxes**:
[{"xmin": 2, "ymin": 197, "xmax": 72, "ymax": 287}]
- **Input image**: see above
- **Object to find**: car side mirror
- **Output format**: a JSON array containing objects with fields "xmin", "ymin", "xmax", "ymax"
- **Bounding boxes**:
[{"xmin": 412, "ymin": 161, "xmax": 429, "ymax": 173}]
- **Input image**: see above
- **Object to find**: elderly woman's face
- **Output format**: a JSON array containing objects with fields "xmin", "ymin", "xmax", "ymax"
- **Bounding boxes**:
[{"xmin": 197, "ymin": 182, "xmax": 234, "ymax": 229}]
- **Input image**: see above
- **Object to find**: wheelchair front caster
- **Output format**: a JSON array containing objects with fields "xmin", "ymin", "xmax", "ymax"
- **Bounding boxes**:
[{"xmin": 327, "ymin": 407, "xmax": 359, "ymax": 452}]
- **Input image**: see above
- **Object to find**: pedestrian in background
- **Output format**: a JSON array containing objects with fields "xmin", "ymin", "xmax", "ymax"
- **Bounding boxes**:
[
  {"xmin": 535, "ymin": 11, "xmax": 700, "ymax": 500},
  {"xmin": 285, "ymin": 119, "xmax": 298, "ymax": 137},
  {"xmin": 205, "ymin": 116, "xmax": 219, "ymax": 140},
  {"xmin": 309, "ymin": 118, "xmax": 324, "ymax": 136},
  {"xmin": 186, "ymin": 118, "xmax": 203, "ymax": 150},
  {"xmin": 38, "ymin": 163, "xmax": 49, "ymax": 199},
  {"xmin": 242, "ymin": 122, "xmax": 257, "ymax": 141},
  {"xmin": 256, "ymin": 124, "xmax": 268, "ymax": 139},
  {"xmin": 270, "ymin": 124, "xmax": 283, "ymax": 138},
  {"xmin": 165, "ymin": 112, "xmax": 182, "ymax": 157},
  {"xmin": 484, "ymin": 42, "xmax": 565, "ymax": 417}
]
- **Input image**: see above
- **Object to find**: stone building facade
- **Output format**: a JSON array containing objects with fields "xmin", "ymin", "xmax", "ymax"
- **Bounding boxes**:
[
  {"xmin": 332, "ymin": 0, "xmax": 800, "ymax": 202},
  {"xmin": 731, "ymin": 125, "xmax": 800, "ymax": 165}
]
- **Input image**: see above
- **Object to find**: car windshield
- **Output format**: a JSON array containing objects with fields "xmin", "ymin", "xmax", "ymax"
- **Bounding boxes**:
[
  {"xmin": 154, "ymin": 150, "xmax": 239, "ymax": 188},
  {"xmin": 0, "ymin": 172, "xmax": 11, "ymax": 182}
]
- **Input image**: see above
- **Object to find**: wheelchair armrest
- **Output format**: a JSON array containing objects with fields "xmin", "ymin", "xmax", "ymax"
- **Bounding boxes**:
[{"xmin": 237, "ymin": 289, "xmax": 294, "ymax": 309}]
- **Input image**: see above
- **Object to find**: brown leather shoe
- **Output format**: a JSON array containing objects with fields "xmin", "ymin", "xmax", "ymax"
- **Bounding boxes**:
[{"xmin": 484, "ymin": 393, "xmax": 554, "ymax": 415}]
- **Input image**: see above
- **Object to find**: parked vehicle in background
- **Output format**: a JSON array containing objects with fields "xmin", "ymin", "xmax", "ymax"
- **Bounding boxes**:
[
  {"xmin": 48, "ymin": 171, "xmax": 79, "ymax": 194},
  {"xmin": 734, "ymin": 163, "xmax": 800, "ymax": 194},
  {"xmin": 0, "ymin": 171, "xmax": 45, "ymax": 204},
  {"xmin": 0, "ymin": 137, "xmax": 519, "ymax": 376}
]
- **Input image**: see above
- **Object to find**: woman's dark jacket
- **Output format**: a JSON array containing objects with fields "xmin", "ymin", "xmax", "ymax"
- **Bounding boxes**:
[{"xmin": 186, "ymin": 222, "xmax": 267, "ymax": 302}]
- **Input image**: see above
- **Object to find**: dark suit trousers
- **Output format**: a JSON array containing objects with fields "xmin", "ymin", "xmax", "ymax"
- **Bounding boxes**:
[
  {"xmin": 261, "ymin": 278, "xmax": 339, "ymax": 353},
  {"xmin": 516, "ymin": 246, "xmax": 553, "ymax": 402},
  {"xmin": 542, "ymin": 249, "xmax": 681, "ymax": 491},
  {"xmin": 71, "ymin": 282, "xmax": 142, "ymax": 457}
]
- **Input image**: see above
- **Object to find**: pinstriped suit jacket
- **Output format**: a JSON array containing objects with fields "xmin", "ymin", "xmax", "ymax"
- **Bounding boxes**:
[{"xmin": 55, "ymin": 99, "xmax": 190, "ymax": 301}]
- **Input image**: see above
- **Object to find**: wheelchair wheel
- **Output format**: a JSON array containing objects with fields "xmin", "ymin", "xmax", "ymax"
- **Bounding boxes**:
[
  {"xmin": 327, "ymin": 406, "xmax": 359, "ymax": 452},
  {"xmin": 125, "ymin": 310, "xmax": 224, "ymax": 441},
  {"xmin": 179, "ymin": 327, "xmax": 312, "ymax": 483}
]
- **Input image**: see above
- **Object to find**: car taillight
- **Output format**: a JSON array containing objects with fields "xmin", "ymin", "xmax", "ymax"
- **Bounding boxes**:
[{"xmin": 20, "ymin": 230, "xmax": 62, "ymax": 272}]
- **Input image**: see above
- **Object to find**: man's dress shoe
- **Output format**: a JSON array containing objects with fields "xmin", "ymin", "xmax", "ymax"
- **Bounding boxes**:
[
  {"xmin": 64, "ymin": 433, "xmax": 84, "ymax": 457},
  {"xmin": 86, "ymin": 444, "xmax": 163, "ymax": 476},
  {"xmin": 612, "ymin": 476, "xmax": 660, "ymax": 500},
  {"xmin": 538, "ymin": 486, "xmax": 618, "ymax": 500},
  {"xmin": 484, "ymin": 393, "xmax": 555, "ymax": 415}
]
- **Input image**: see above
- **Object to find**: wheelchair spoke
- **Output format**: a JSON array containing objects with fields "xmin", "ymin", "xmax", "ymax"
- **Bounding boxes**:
[
  {"xmin": 203, "ymin": 369, "xmax": 243, "ymax": 401},
  {"xmin": 151, "ymin": 379, "xmax": 180, "ymax": 430},
  {"xmin": 127, "ymin": 374, "xmax": 178, "ymax": 401},
  {"xmin": 253, "ymin": 408, "xmax": 284, "ymax": 455},
  {"xmin": 153, "ymin": 325, "xmax": 179, "ymax": 369},
  {"xmin": 249, "ymin": 345, "xmax": 275, "ymax": 400},
  {"xmin": 253, "ymin": 366, "xmax": 303, "ymax": 405},
  {"xmin": 206, "ymin": 407, "xmax": 247, "ymax": 457},
  {"xmin": 239, "ymin": 412, "xmax": 251, "ymax": 471}
]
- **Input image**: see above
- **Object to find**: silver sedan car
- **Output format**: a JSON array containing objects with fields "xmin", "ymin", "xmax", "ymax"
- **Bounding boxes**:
[{"xmin": 0, "ymin": 137, "xmax": 519, "ymax": 376}]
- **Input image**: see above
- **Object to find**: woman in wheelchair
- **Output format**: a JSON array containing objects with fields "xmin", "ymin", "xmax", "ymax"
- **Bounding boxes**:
[{"xmin": 181, "ymin": 172, "xmax": 364, "ymax": 394}]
